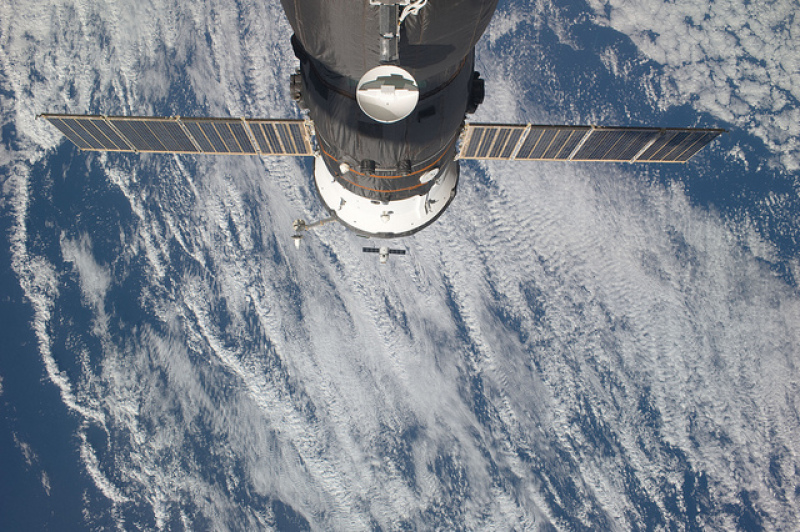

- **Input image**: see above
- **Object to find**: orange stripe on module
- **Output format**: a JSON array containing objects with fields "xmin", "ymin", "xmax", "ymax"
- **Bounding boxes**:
[{"xmin": 318, "ymin": 135, "xmax": 457, "ymax": 181}]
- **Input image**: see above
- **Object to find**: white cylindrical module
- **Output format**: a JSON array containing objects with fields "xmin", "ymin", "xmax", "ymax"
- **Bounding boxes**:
[{"xmin": 314, "ymin": 154, "xmax": 457, "ymax": 238}]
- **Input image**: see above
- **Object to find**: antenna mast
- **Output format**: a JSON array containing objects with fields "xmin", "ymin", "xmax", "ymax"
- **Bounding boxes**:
[{"xmin": 292, "ymin": 217, "xmax": 336, "ymax": 248}]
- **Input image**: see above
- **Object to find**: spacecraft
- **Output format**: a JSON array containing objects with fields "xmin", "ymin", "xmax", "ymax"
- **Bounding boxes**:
[{"xmin": 41, "ymin": 0, "xmax": 724, "ymax": 261}]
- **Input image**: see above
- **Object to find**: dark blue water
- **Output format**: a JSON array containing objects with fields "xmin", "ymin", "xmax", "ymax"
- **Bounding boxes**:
[
  {"xmin": 0, "ymin": 245, "xmax": 85, "ymax": 530},
  {"xmin": 0, "ymin": 139, "xmax": 116, "ymax": 531}
]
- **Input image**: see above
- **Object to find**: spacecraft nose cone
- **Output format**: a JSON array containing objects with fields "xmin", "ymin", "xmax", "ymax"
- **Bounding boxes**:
[{"xmin": 356, "ymin": 65, "xmax": 419, "ymax": 123}]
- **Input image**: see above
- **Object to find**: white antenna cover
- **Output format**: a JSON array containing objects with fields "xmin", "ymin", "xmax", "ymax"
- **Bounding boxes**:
[{"xmin": 357, "ymin": 66, "xmax": 419, "ymax": 123}]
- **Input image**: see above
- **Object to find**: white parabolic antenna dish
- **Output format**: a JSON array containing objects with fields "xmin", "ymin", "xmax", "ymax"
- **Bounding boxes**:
[{"xmin": 357, "ymin": 65, "xmax": 419, "ymax": 123}]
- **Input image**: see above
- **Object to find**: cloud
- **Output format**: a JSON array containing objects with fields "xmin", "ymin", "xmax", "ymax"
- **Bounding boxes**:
[
  {"xmin": 586, "ymin": 0, "xmax": 800, "ymax": 171},
  {"xmin": 61, "ymin": 234, "xmax": 111, "ymax": 313}
]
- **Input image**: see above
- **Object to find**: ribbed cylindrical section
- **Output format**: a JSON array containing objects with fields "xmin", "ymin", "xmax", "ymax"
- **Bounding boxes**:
[{"xmin": 318, "ymin": 134, "xmax": 459, "ymax": 202}]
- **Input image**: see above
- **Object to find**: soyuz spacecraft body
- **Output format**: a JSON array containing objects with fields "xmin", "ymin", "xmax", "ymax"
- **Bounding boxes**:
[
  {"xmin": 281, "ymin": 0, "xmax": 497, "ymax": 237},
  {"xmin": 42, "ymin": 0, "xmax": 724, "ymax": 251}
]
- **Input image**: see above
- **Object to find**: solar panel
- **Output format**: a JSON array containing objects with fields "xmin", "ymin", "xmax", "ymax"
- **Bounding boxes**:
[
  {"xmin": 572, "ymin": 128, "xmax": 660, "ymax": 161},
  {"xmin": 461, "ymin": 124, "xmax": 529, "ymax": 159},
  {"xmin": 41, "ymin": 115, "xmax": 314, "ymax": 157},
  {"xmin": 635, "ymin": 129, "xmax": 723, "ymax": 162},
  {"xmin": 460, "ymin": 124, "xmax": 723, "ymax": 163},
  {"xmin": 45, "ymin": 116, "xmax": 125, "ymax": 151},
  {"xmin": 249, "ymin": 120, "xmax": 313, "ymax": 155}
]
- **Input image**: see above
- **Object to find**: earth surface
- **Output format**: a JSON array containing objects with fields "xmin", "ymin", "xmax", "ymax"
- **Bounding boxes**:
[{"xmin": 1, "ymin": 0, "xmax": 799, "ymax": 530}]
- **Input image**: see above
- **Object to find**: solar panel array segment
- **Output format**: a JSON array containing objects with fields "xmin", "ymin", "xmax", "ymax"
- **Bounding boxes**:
[
  {"xmin": 278, "ymin": 122, "xmax": 303, "ymax": 154},
  {"xmin": 42, "ymin": 115, "xmax": 314, "ymax": 156},
  {"xmin": 460, "ymin": 123, "xmax": 723, "ymax": 163},
  {"xmin": 240, "ymin": 122, "xmax": 259, "ymax": 152},
  {"xmin": 490, "ymin": 128, "xmax": 512, "ymax": 158},
  {"xmin": 518, "ymin": 127, "xmax": 561, "ymax": 159},
  {"xmin": 549, "ymin": 128, "xmax": 589, "ymax": 159},
  {"xmin": 611, "ymin": 130, "xmax": 660, "ymax": 161},
  {"xmin": 640, "ymin": 132, "xmax": 670, "ymax": 161},
  {"xmin": 501, "ymin": 128, "xmax": 524, "ymax": 158},
  {"xmin": 47, "ymin": 117, "xmax": 100, "ymax": 150},
  {"xmin": 264, "ymin": 122, "xmax": 283, "ymax": 153},
  {"xmin": 541, "ymin": 129, "xmax": 563, "ymax": 159},
  {"xmin": 513, "ymin": 126, "xmax": 589, "ymax": 160},
  {"xmin": 513, "ymin": 127, "xmax": 543, "ymax": 160},
  {"xmin": 276, "ymin": 123, "xmax": 295, "ymax": 155},
  {"xmin": 90, "ymin": 119, "xmax": 131, "ymax": 150},
  {"xmin": 247, "ymin": 120, "xmax": 312, "ymax": 155},
  {"xmin": 247, "ymin": 122, "xmax": 266, "ymax": 153},
  {"xmin": 72, "ymin": 118, "xmax": 118, "ymax": 150},
  {"xmin": 637, "ymin": 129, "xmax": 723, "ymax": 162},
  {"xmin": 108, "ymin": 119, "xmax": 162, "ymax": 152},
  {"xmin": 228, "ymin": 121, "xmax": 256, "ymax": 154},
  {"xmin": 214, "ymin": 122, "xmax": 234, "ymax": 152},
  {"xmin": 180, "ymin": 121, "xmax": 211, "ymax": 152},
  {"xmin": 462, "ymin": 125, "xmax": 483, "ymax": 158},
  {"xmin": 216, "ymin": 121, "xmax": 241, "ymax": 153},
  {"xmin": 669, "ymin": 133, "xmax": 705, "ymax": 162},
  {"xmin": 475, "ymin": 127, "xmax": 495, "ymax": 158},
  {"xmin": 122, "ymin": 120, "xmax": 182, "ymax": 152},
  {"xmin": 672, "ymin": 131, "xmax": 721, "ymax": 162},
  {"xmin": 180, "ymin": 119, "xmax": 255, "ymax": 154},
  {"xmin": 460, "ymin": 125, "xmax": 528, "ymax": 159},
  {"xmin": 640, "ymin": 130, "xmax": 683, "ymax": 162},
  {"xmin": 459, "ymin": 124, "xmax": 484, "ymax": 159},
  {"xmin": 572, "ymin": 128, "xmax": 660, "ymax": 161},
  {"xmin": 617, "ymin": 130, "xmax": 661, "ymax": 160},
  {"xmin": 250, "ymin": 122, "xmax": 280, "ymax": 154},
  {"xmin": 49, "ymin": 116, "xmax": 132, "ymax": 151},
  {"xmin": 201, "ymin": 122, "xmax": 228, "ymax": 152},
  {"xmin": 146, "ymin": 120, "xmax": 197, "ymax": 152},
  {"xmin": 289, "ymin": 122, "xmax": 310, "ymax": 154},
  {"xmin": 461, "ymin": 126, "xmax": 483, "ymax": 158}
]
